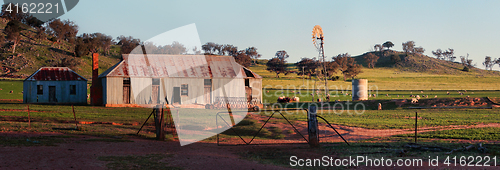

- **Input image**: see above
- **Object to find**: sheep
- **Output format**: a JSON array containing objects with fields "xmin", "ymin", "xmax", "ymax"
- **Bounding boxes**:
[
  {"xmin": 277, "ymin": 96, "xmax": 291, "ymax": 103},
  {"xmin": 416, "ymin": 95, "xmax": 421, "ymax": 100},
  {"xmin": 411, "ymin": 98, "xmax": 419, "ymax": 104}
]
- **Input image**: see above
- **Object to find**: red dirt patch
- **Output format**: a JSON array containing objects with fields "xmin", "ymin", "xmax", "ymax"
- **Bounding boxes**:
[{"xmin": 0, "ymin": 133, "xmax": 300, "ymax": 170}]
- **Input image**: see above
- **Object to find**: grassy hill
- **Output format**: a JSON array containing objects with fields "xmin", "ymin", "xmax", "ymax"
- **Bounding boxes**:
[
  {"xmin": 0, "ymin": 19, "xmax": 121, "ymax": 79},
  {"xmin": 354, "ymin": 50, "xmax": 500, "ymax": 76}
]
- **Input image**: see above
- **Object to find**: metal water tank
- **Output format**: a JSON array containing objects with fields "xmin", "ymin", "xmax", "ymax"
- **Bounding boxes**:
[{"xmin": 352, "ymin": 79, "xmax": 368, "ymax": 101}]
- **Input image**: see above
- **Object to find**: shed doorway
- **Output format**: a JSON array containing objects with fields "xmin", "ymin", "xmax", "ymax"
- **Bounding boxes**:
[
  {"xmin": 245, "ymin": 79, "xmax": 252, "ymax": 103},
  {"xmin": 204, "ymin": 79, "xmax": 212, "ymax": 104},
  {"xmin": 49, "ymin": 86, "xmax": 56, "ymax": 102},
  {"xmin": 123, "ymin": 78, "xmax": 130, "ymax": 104},
  {"xmin": 152, "ymin": 79, "xmax": 160, "ymax": 104},
  {"xmin": 173, "ymin": 87, "xmax": 181, "ymax": 104}
]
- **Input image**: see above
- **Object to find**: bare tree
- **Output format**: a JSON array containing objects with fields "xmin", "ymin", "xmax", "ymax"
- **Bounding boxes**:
[
  {"xmin": 35, "ymin": 27, "xmax": 46, "ymax": 44},
  {"xmin": 202, "ymin": 42, "xmax": 217, "ymax": 55},
  {"xmin": 382, "ymin": 41, "xmax": 394, "ymax": 50},
  {"xmin": 47, "ymin": 19, "xmax": 78, "ymax": 43},
  {"xmin": 266, "ymin": 50, "xmax": 289, "ymax": 78},
  {"xmin": 414, "ymin": 47, "xmax": 425, "ymax": 54},
  {"xmin": 296, "ymin": 57, "xmax": 318, "ymax": 79},
  {"xmin": 374, "ymin": 44, "xmax": 383, "ymax": 56},
  {"xmin": 116, "ymin": 35, "xmax": 141, "ymax": 55},
  {"xmin": 402, "ymin": 41, "xmax": 415, "ymax": 55},
  {"xmin": 403, "ymin": 41, "xmax": 425, "ymax": 55},
  {"xmin": 432, "ymin": 49, "xmax": 443, "ymax": 60},
  {"xmin": 483, "ymin": 56, "xmax": 494, "ymax": 70},
  {"xmin": 364, "ymin": 53, "xmax": 379, "ymax": 68},
  {"xmin": 4, "ymin": 20, "xmax": 22, "ymax": 53},
  {"xmin": 495, "ymin": 58, "xmax": 500, "ymax": 68},
  {"xmin": 245, "ymin": 47, "xmax": 261, "ymax": 65},
  {"xmin": 222, "ymin": 44, "xmax": 238, "ymax": 56},
  {"xmin": 234, "ymin": 50, "xmax": 251, "ymax": 67},
  {"xmin": 92, "ymin": 33, "xmax": 113, "ymax": 55},
  {"xmin": 332, "ymin": 53, "xmax": 362, "ymax": 81}
]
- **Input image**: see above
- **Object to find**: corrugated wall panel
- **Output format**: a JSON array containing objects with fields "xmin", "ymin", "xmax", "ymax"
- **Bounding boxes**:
[
  {"xmin": 212, "ymin": 78, "xmax": 245, "ymax": 101},
  {"xmin": 102, "ymin": 78, "xmax": 107, "ymax": 104},
  {"xmin": 161, "ymin": 78, "xmax": 205, "ymax": 104},
  {"xmin": 131, "ymin": 78, "xmax": 152, "ymax": 104},
  {"xmin": 106, "ymin": 78, "xmax": 123, "ymax": 104},
  {"xmin": 249, "ymin": 79, "xmax": 263, "ymax": 103}
]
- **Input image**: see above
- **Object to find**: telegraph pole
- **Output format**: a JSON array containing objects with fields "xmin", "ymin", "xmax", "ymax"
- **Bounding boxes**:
[{"xmin": 302, "ymin": 66, "xmax": 305, "ymax": 85}]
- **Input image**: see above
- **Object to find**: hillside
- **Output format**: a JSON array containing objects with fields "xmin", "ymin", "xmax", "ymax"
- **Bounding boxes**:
[
  {"xmin": 353, "ymin": 50, "xmax": 500, "ymax": 76},
  {"xmin": 0, "ymin": 19, "xmax": 121, "ymax": 79}
]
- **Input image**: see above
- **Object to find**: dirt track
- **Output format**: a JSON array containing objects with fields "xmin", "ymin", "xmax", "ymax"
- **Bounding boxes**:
[
  {"xmin": 218, "ymin": 114, "xmax": 500, "ymax": 145},
  {"xmin": 0, "ymin": 132, "xmax": 298, "ymax": 170}
]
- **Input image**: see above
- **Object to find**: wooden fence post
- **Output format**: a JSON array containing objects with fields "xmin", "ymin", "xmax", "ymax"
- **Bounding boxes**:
[
  {"xmin": 415, "ymin": 112, "xmax": 418, "ymax": 143},
  {"xmin": 72, "ymin": 105, "xmax": 78, "ymax": 129},
  {"xmin": 308, "ymin": 106, "xmax": 319, "ymax": 148},
  {"xmin": 27, "ymin": 105, "xmax": 31, "ymax": 128},
  {"xmin": 155, "ymin": 105, "xmax": 165, "ymax": 140}
]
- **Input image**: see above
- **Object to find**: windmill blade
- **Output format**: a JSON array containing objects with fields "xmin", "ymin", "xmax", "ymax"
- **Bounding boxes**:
[{"xmin": 312, "ymin": 25, "xmax": 324, "ymax": 49}]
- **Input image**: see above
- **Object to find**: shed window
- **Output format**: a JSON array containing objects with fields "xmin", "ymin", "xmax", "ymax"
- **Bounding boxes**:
[
  {"xmin": 181, "ymin": 84, "xmax": 188, "ymax": 96},
  {"xmin": 37, "ymin": 85, "xmax": 43, "ymax": 95},
  {"xmin": 204, "ymin": 79, "xmax": 212, "ymax": 86},
  {"xmin": 70, "ymin": 85, "xmax": 76, "ymax": 95},
  {"xmin": 152, "ymin": 79, "xmax": 160, "ymax": 85},
  {"xmin": 123, "ymin": 78, "xmax": 130, "ymax": 85}
]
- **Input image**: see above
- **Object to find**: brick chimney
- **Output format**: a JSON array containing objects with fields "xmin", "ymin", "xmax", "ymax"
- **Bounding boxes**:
[{"xmin": 91, "ymin": 53, "xmax": 103, "ymax": 105}]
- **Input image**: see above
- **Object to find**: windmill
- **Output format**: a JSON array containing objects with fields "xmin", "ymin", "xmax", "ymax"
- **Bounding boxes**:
[{"xmin": 312, "ymin": 25, "xmax": 327, "ymax": 101}]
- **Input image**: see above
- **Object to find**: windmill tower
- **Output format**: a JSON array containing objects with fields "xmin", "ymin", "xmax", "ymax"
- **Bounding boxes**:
[{"xmin": 312, "ymin": 25, "xmax": 327, "ymax": 100}]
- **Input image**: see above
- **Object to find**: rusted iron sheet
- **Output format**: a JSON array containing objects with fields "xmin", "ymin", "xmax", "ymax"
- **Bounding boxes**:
[
  {"xmin": 100, "ymin": 54, "xmax": 258, "ymax": 79},
  {"xmin": 25, "ymin": 67, "xmax": 87, "ymax": 81}
]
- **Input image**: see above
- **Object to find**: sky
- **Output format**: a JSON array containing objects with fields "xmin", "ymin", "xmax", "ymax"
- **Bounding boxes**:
[{"xmin": 59, "ymin": 0, "xmax": 500, "ymax": 70}]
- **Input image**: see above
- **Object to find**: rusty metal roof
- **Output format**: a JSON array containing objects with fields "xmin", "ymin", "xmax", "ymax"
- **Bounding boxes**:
[
  {"xmin": 100, "ymin": 55, "xmax": 260, "ymax": 79},
  {"xmin": 25, "ymin": 67, "xmax": 87, "ymax": 81}
]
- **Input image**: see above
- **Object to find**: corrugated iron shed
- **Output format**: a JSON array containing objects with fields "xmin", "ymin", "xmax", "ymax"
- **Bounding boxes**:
[
  {"xmin": 25, "ymin": 67, "xmax": 87, "ymax": 81},
  {"xmin": 99, "ymin": 55, "xmax": 260, "ymax": 79}
]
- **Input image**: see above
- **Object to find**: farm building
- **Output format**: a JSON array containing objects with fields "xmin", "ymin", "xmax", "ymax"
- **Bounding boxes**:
[
  {"xmin": 98, "ymin": 54, "xmax": 262, "ymax": 108},
  {"xmin": 23, "ymin": 67, "xmax": 88, "ymax": 104}
]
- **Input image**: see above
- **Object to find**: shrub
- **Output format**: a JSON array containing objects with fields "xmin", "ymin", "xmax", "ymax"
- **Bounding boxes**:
[
  {"xmin": 391, "ymin": 54, "xmax": 401, "ymax": 64},
  {"xmin": 330, "ymin": 76, "xmax": 340, "ymax": 81},
  {"xmin": 462, "ymin": 66, "xmax": 470, "ymax": 72}
]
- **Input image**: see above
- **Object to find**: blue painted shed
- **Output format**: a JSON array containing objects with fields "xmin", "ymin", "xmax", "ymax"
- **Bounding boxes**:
[{"xmin": 23, "ymin": 67, "xmax": 88, "ymax": 104}]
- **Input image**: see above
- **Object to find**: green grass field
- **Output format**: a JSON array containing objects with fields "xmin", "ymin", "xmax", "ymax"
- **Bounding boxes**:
[
  {"xmin": 0, "ymin": 79, "xmax": 24, "ymax": 100},
  {"xmin": 262, "ymin": 89, "xmax": 500, "ymax": 103},
  {"xmin": 257, "ymin": 109, "xmax": 500, "ymax": 129},
  {"xmin": 252, "ymin": 64, "xmax": 500, "ymax": 91}
]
